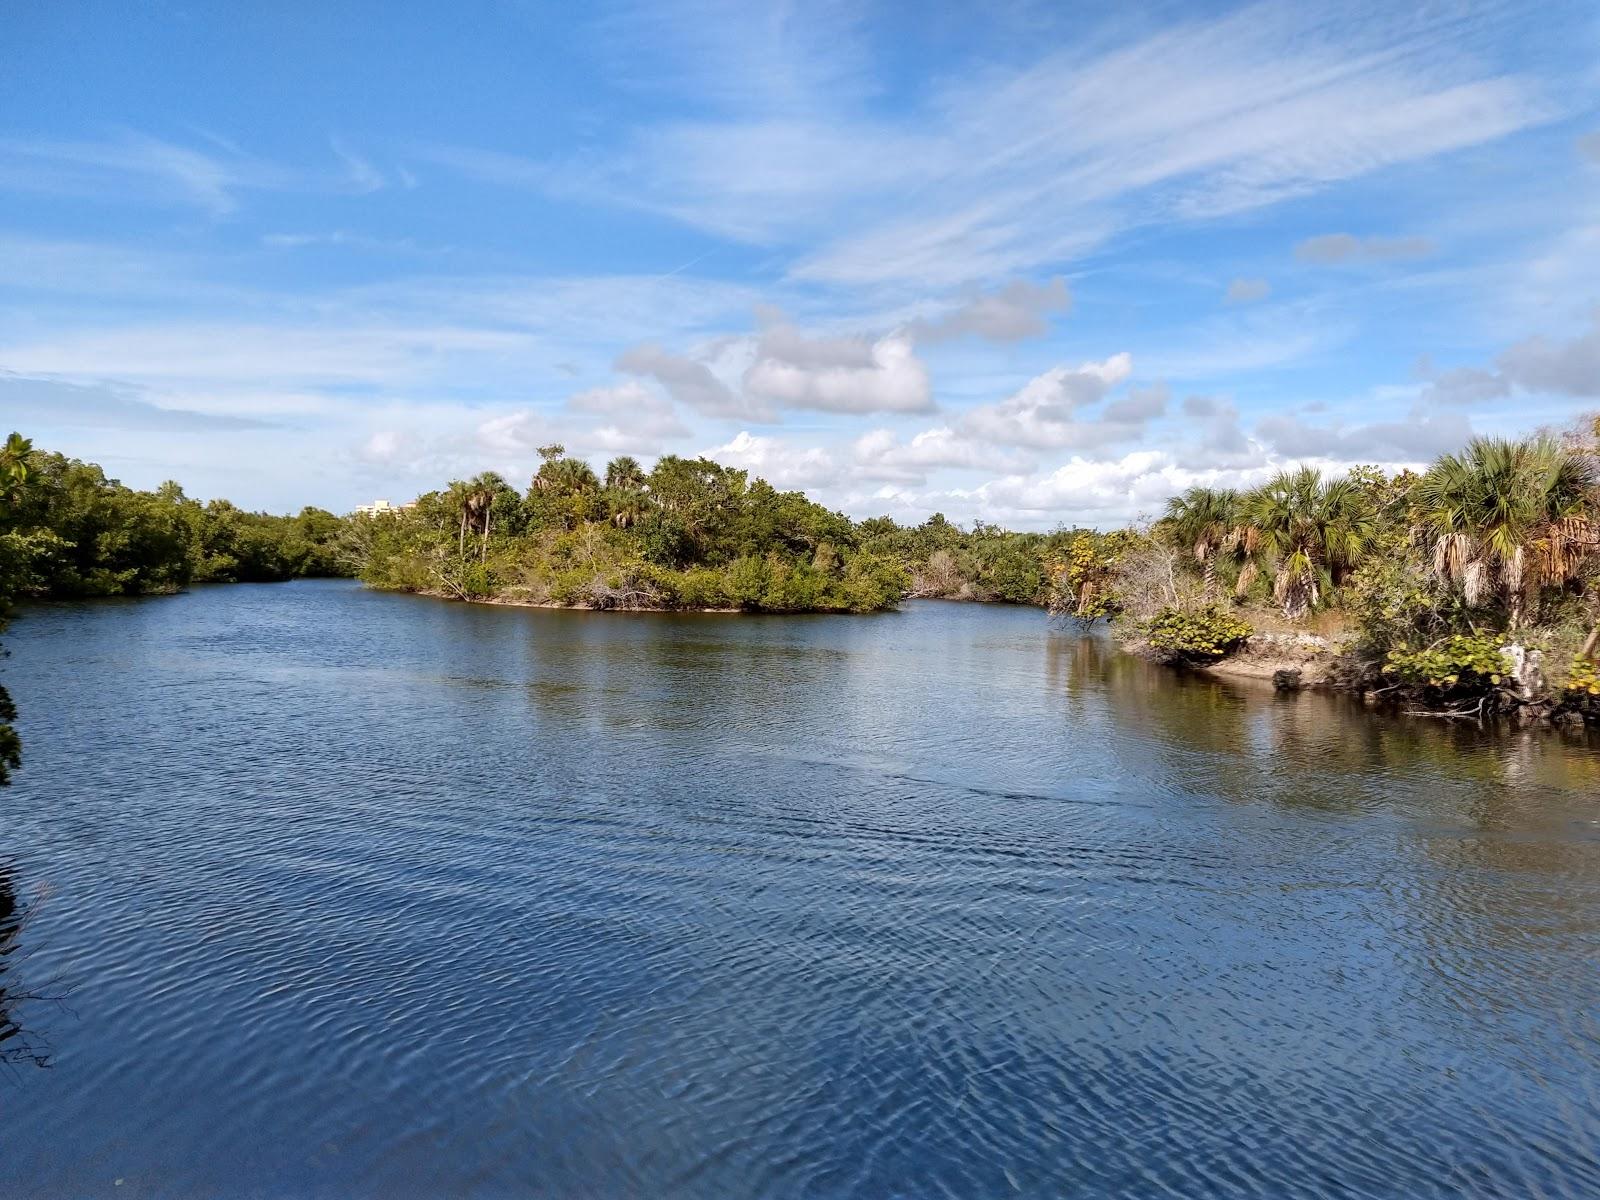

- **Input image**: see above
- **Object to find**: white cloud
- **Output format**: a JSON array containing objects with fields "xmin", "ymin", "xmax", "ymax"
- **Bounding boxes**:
[
  {"xmin": 616, "ymin": 342, "xmax": 763, "ymax": 419},
  {"xmin": 1422, "ymin": 310, "xmax": 1600, "ymax": 405},
  {"xmin": 0, "ymin": 373, "xmax": 272, "ymax": 432},
  {"xmin": 330, "ymin": 136, "xmax": 388, "ymax": 194},
  {"xmin": 701, "ymin": 430, "xmax": 839, "ymax": 489},
  {"xmin": 0, "ymin": 323, "xmax": 532, "ymax": 387},
  {"xmin": 1497, "ymin": 311, "xmax": 1600, "ymax": 397},
  {"xmin": 1225, "ymin": 277, "xmax": 1271, "ymax": 304},
  {"xmin": 850, "ymin": 426, "xmax": 1035, "ymax": 482},
  {"xmin": 465, "ymin": 2, "xmax": 1557, "ymax": 288},
  {"xmin": 0, "ymin": 130, "xmax": 379, "ymax": 215},
  {"xmin": 1255, "ymin": 408, "xmax": 1472, "ymax": 462},
  {"xmin": 959, "ymin": 353, "xmax": 1140, "ymax": 448},
  {"xmin": 742, "ymin": 321, "xmax": 932, "ymax": 415},
  {"xmin": 909, "ymin": 277, "xmax": 1072, "ymax": 342},
  {"xmin": 566, "ymin": 380, "xmax": 691, "ymax": 451}
]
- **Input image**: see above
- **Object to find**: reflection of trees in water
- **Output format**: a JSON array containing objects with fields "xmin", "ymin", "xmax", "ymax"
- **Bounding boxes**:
[
  {"xmin": 1047, "ymin": 629, "xmax": 1600, "ymax": 1047},
  {"xmin": 0, "ymin": 865, "xmax": 60, "ymax": 1071},
  {"xmin": 1045, "ymin": 627, "xmax": 1600, "ymax": 818}
]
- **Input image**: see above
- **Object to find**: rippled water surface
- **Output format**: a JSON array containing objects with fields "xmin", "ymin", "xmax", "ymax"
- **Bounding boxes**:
[{"xmin": 3, "ymin": 580, "xmax": 1600, "ymax": 1198}]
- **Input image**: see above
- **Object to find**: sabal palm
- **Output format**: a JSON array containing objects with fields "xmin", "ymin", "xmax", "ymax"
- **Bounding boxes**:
[
  {"xmin": 443, "ymin": 479, "xmax": 475, "ymax": 556},
  {"xmin": 1411, "ymin": 436, "xmax": 1598, "ymax": 629},
  {"xmin": 465, "ymin": 471, "xmax": 507, "ymax": 560},
  {"xmin": 603, "ymin": 457, "xmax": 649, "ymax": 528},
  {"xmin": 604, "ymin": 456, "xmax": 646, "ymax": 492},
  {"xmin": 1234, "ymin": 467, "xmax": 1375, "ymax": 619},
  {"xmin": 534, "ymin": 457, "xmax": 599, "ymax": 498},
  {"xmin": 607, "ymin": 488, "xmax": 648, "ymax": 529},
  {"xmin": 1162, "ymin": 486, "xmax": 1238, "ymax": 598}
]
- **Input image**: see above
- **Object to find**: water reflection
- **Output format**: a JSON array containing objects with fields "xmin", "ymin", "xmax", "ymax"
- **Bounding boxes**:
[
  {"xmin": 0, "ymin": 866, "xmax": 54, "ymax": 1071},
  {"xmin": 2, "ymin": 584, "xmax": 1599, "ymax": 1197}
]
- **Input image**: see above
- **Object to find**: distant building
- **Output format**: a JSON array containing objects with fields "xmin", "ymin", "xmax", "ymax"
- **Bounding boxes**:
[{"xmin": 354, "ymin": 498, "xmax": 414, "ymax": 517}]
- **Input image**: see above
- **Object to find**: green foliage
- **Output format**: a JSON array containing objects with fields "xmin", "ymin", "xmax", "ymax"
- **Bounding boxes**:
[
  {"xmin": 0, "ymin": 673, "xmax": 17, "ymax": 786},
  {"xmin": 1411, "ymin": 436, "xmax": 1598, "ymax": 628},
  {"xmin": 1235, "ymin": 466, "xmax": 1377, "ymax": 619},
  {"xmin": 1383, "ymin": 635, "xmax": 1511, "ymax": 690},
  {"xmin": 1142, "ymin": 605, "xmax": 1253, "ymax": 663},
  {"xmin": 1343, "ymin": 541, "xmax": 1455, "ymax": 652},
  {"xmin": 360, "ymin": 448, "xmax": 911, "ymax": 614},
  {"xmin": 0, "ymin": 444, "xmax": 351, "ymax": 599},
  {"xmin": 1047, "ymin": 530, "xmax": 1135, "ymax": 621},
  {"xmin": 1561, "ymin": 655, "xmax": 1600, "ymax": 697},
  {"xmin": 0, "ymin": 434, "xmax": 356, "ymax": 784},
  {"xmin": 1159, "ymin": 486, "xmax": 1239, "ymax": 597}
]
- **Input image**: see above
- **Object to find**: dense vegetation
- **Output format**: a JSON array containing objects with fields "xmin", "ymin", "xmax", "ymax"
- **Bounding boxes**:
[
  {"xmin": 362, "ymin": 446, "xmax": 882, "ymax": 613},
  {"xmin": 358, "ymin": 446, "xmax": 1115, "ymax": 614},
  {"xmin": 1058, "ymin": 418, "xmax": 1600, "ymax": 719},
  {"xmin": 0, "ymin": 434, "xmax": 350, "ymax": 784},
  {"xmin": 0, "ymin": 440, "xmax": 347, "ymax": 600},
  {"xmin": 5, "ymin": 413, "xmax": 1600, "ymax": 786}
]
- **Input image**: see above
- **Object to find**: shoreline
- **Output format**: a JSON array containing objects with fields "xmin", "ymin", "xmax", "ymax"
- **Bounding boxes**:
[
  {"xmin": 388, "ymin": 584, "xmax": 1598, "ymax": 730},
  {"xmin": 1126, "ymin": 630, "xmax": 1600, "ymax": 731}
]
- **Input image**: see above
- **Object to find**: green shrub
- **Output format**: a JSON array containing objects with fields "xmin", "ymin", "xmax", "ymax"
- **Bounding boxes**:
[
  {"xmin": 1383, "ymin": 634, "xmax": 1510, "ymax": 689},
  {"xmin": 673, "ymin": 566, "xmax": 730, "ymax": 609},
  {"xmin": 726, "ymin": 556, "xmax": 770, "ymax": 609},
  {"xmin": 1561, "ymin": 655, "xmax": 1600, "ymax": 697},
  {"xmin": 1143, "ymin": 604, "xmax": 1252, "ymax": 663}
]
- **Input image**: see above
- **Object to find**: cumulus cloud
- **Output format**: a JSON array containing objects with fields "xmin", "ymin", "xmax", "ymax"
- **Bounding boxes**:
[
  {"xmin": 1422, "ymin": 311, "xmax": 1600, "ymax": 405},
  {"xmin": 702, "ymin": 430, "xmax": 839, "ymax": 489},
  {"xmin": 615, "ymin": 342, "xmax": 764, "ymax": 420},
  {"xmin": 1498, "ymin": 314, "xmax": 1600, "ymax": 396},
  {"xmin": 910, "ymin": 277, "xmax": 1071, "ymax": 343},
  {"xmin": 567, "ymin": 380, "xmax": 691, "ymax": 451},
  {"xmin": 1422, "ymin": 366, "xmax": 1512, "ymax": 407},
  {"xmin": 1175, "ymin": 395, "xmax": 1258, "ymax": 466},
  {"xmin": 1294, "ymin": 233, "xmax": 1436, "ymax": 264},
  {"xmin": 850, "ymin": 427, "xmax": 1035, "ymax": 483},
  {"xmin": 959, "ymin": 353, "xmax": 1144, "ymax": 448},
  {"xmin": 1224, "ymin": 277, "xmax": 1271, "ymax": 304},
  {"xmin": 950, "ymin": 450, "xmax": 1285, "ymax": 527},
  {"xmin": 742, "ymin": 317, "xmax": 932, "ymax": 415},
  {"xmin": 1255, "ymin": 409, "xmax": 1473, "ymax": 463}
]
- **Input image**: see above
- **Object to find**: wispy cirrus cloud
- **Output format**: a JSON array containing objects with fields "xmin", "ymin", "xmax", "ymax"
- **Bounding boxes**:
[
  {"xmin": 0, "ymin": 373, "xmax": 274, "ymax": 432},
  {"xmin": 437, "ymin": 0, "xmax": 1557, "ymax": 288},
  {"xmin": 0, "ymin": 130, "xmax": 399, "ymax": 215}
]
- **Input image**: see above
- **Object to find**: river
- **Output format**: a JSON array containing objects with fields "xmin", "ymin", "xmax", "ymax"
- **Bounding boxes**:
[{"xmin": 2, "ymin": 579, "xmax": 1598, "ymax": 1197}]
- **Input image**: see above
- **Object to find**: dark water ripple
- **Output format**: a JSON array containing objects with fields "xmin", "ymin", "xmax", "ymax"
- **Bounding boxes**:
[{"xmin": 2, "ymin": 582, "xmax": 1599, "ymax": 1198}]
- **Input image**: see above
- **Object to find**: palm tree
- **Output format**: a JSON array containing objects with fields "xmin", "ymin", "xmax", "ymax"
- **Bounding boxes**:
[
  {"xmin": 550, "ymin": 458, "xmax": 600, "ymax": 497},
  {"xmin": 530, "ymin": 447, "xmax": 599, "ymax": 499},
  {"xmin": 444, "ymin": 479, "xmax": 474, "ymax": 557},
  {"xmin": 0, "ymin": 433, "xmax": 33, "ymax": 508},
  {"xmin": 1161, "ymin": 486, "xmax": 1238, "ymax": 598},
  {"xmin": 602, "ymin": 456, "xmax": 649, "ymax": 529},
  {"xmin": 604, "ymin": 456, "xmax": 646, "ymax": 492},
  {"xmin": 465, "ymin": 471, "xmax": 507, "ymax": 562},
  {"xmin": 1233, "ymin": 467, "xmax": 1375, "ymax": 620},
  {"xmin": 1411, "ymin": 436, "xmax": 1598, "ymax": 629}
]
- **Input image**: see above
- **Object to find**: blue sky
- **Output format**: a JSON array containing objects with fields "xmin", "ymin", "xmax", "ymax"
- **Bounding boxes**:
[{"xmin": 3, "ymin": 0, "xmax": 1599, "ymax": 527}]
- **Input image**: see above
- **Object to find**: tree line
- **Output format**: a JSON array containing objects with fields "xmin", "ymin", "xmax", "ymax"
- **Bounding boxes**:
[
  {"xmin": 353, "ymin": 442, "xmax": 1131, "ymax": 615},
  {"xmin": 0, "ymin": 434, "xmax": 352, "ymax": 784},
  {"xmin": 0, "ymin": 437, "xmax": 348, "ymax": 601},
  {"xmin": 356, "ymin": 445, "xmax": 912, "ymax": 613},
  {"xmin": 1059, "ymin": 419, "xmax": 1600, "ymax": 716}
]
